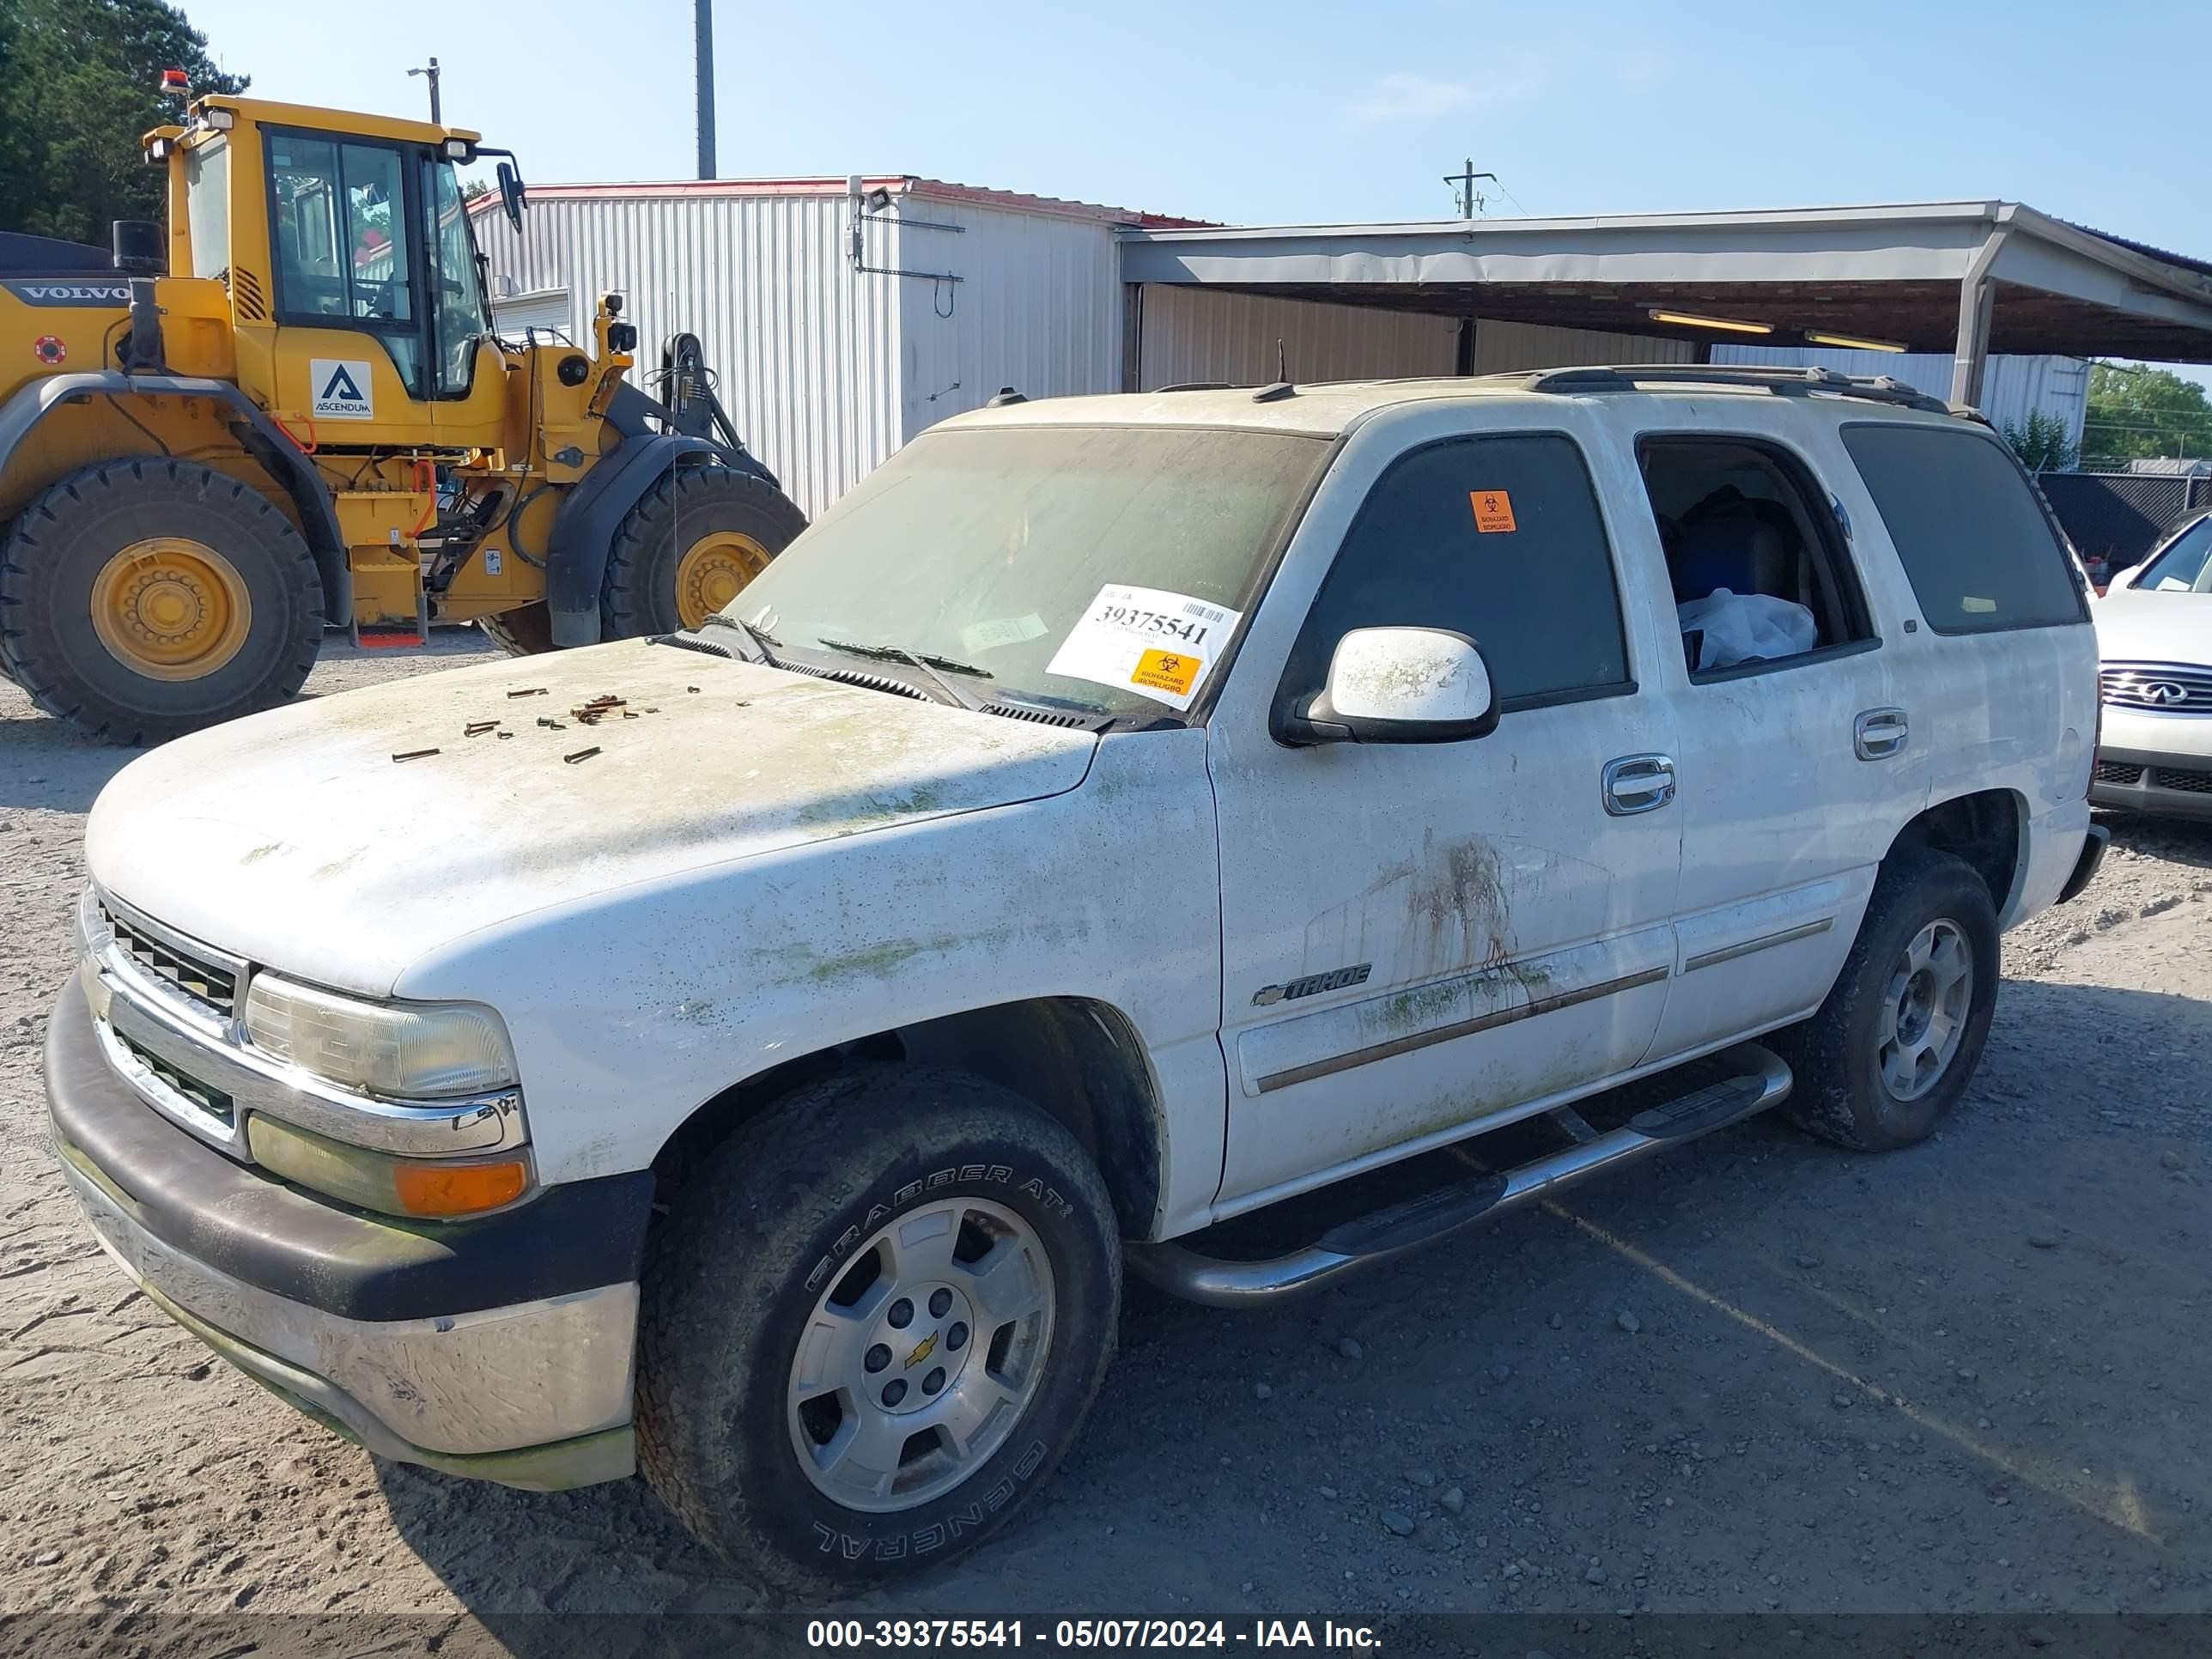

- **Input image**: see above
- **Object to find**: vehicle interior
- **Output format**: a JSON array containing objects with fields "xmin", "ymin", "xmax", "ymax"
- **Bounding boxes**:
[{"xmin": 1638, "ymin": 437, "xmax": 1869, "ymax": 673}]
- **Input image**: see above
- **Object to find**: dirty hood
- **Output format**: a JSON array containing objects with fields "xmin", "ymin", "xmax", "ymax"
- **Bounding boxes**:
[
  {"xmin": 85, "ymin": 640, "xmax": 1097, "ymax": 995},
  {"xmin": 2094, "ymin": 586, "xmax": 2212, "ymax": 665}
]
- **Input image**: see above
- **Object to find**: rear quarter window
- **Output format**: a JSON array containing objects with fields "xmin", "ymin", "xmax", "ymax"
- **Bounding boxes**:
[{"xmin": 1841, "ymin": 423, "xmax": 2087, "ymax": 635}]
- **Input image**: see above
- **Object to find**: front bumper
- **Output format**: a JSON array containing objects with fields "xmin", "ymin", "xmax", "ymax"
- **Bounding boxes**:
[
  {"xmin": 46, "ymin": 978, "xmax": 652, "ymax": 1489},
  {"xmin": 2089, "ymin": 745, "xmax": 2212, "ymax": 821},
  {"xmin": 2092, "ymin": 700, "xmax": 2212, "ymax": 820}
]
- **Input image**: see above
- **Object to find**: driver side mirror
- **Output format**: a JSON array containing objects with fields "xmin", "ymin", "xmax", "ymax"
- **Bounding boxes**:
[
  {"xmin": 1276, "ymin": 627, "xmax": 1500, "ymax": 746},
  {"xmin": 495, "ymin": 161, "xmax": 526, "ymax": 234}
]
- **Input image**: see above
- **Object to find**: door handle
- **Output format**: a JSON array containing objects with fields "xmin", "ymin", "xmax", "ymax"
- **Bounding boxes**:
[
  {"xmin": 1855, "ymin": 707, "xmax": 1909, "ymax": 761},
  {"xmin": 1603, "ymin": 753, "xmax": 1676, "ymax": 816}
]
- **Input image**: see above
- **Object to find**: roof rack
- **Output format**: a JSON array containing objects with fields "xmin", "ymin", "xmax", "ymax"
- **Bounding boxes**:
[{"xmin": 1505, "ymin": 364, "xmax": 1959, "ymax": 416}]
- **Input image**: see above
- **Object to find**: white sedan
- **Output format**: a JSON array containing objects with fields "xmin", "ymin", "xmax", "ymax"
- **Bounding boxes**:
[{"xmin": 2091, "ymin": 511, "xmax": 2212, "ymax": 820}]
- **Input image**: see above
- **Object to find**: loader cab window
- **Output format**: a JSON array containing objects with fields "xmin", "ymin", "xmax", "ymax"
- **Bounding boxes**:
[
  {"xmin": 183, "ymin": 137, "xmax": 229, "ymax": 281},
  {"xmin": 422, "ymin": 159, "xmax": 489, "ymax": 396},
  {"xmin": 268, "ymin": 131, "xmax": 423, "ymax": 395}
]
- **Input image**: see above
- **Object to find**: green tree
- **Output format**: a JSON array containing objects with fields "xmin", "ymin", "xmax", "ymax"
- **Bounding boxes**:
[
  {"xmin": 0, "ymin": 0, "xmax": 246, "ymax": 246},
  {"xmin": 2000, "ymin": 409, "xmax": 2080, "ymax": 474},
  {"xmin": 2081, "ymin": 362, "xmax": 2212, "ymax": 470}
]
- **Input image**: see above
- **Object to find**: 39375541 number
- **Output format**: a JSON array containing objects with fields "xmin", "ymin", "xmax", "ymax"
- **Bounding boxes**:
[
  {"xmin": 1097, "ymin": 605, "xmax": 1212, "ymax": 647},
  {"xmin": 806, "ymin": 1619, "xmax": 1028, "ymax": 1647}
]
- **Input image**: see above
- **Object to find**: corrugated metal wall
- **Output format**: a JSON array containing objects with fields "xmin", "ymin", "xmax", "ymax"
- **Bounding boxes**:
[
  {"xmin": 477, "ymin": 191, "xmax": 1128, "ymax": 515},
  {"xmin": 1713, "ymin": 344, "xmax": 2091, "ymax": 448},
  {"xmin": 893, "ymin": 204, "xmax": 1124, "ymax": 441},
  {"xmin": 1135, "ymin": 286, "xmax": 1457, "ymax": 387},
  {"xmin": 479, "ymin": 193, "xmax": 904, "ymax": 519},
  {"xmin": 1134, "ymin": 289, "xmax": 1698, "ymax": 386},
  {"xmin": 1472, "ymin": 319, "xmax": 1697, "ymax": 374}
]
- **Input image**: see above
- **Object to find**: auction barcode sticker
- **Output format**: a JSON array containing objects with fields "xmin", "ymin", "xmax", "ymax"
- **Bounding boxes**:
[{"xmin": 1046, "ymin": 583, "xmax": 1242, "ymax": 711}]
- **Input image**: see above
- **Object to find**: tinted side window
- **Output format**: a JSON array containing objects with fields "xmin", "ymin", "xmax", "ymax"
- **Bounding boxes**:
[
  {"xmin": 1842, "ymin": 424, "xmax": 2086, "ymax": 634},
  {"xmin": 1283, "ymin": 434, "xmax": 1631, "ymax": 709}
]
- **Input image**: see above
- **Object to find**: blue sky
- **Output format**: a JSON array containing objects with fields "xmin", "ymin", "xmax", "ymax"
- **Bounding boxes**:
[{"xmin": 185, "ymin": 0, "xmax": 2212, "ymax": 371}]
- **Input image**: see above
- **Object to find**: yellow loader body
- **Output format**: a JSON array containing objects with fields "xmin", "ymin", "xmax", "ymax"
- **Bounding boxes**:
[{"xmin": 0, "ymin": 94, "xmax": 802, "ymax": 742}]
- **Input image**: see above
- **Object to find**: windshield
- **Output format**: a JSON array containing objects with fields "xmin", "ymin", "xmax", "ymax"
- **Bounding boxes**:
[
  {"xmin": 2132, "ymin": 515, "xmax": 2212, "ymax": 593},
  {"xmin": 726, "ymin": 424, "xmax": 1333, "ymax": 718}
]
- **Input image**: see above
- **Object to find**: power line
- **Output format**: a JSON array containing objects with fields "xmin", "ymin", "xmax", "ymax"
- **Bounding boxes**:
[{"xmin": 2081, "ymin": 418, "xmax": 2212, "ymax": 433}]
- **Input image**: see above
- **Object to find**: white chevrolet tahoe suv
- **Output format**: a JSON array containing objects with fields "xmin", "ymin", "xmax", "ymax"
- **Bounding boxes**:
[{"xmin": 48, "ymin": 366, "xmax": 2106, "ymax": 1595}]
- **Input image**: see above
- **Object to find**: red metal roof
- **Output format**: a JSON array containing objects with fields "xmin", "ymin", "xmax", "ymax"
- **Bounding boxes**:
[{"xmin": 477, "ymin": 174, "xmax": 1213, "ymax": 228}]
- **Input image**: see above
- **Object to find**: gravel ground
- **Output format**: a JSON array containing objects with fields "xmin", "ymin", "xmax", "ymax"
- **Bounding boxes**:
[{"xmin": 2, "ymin": 635, "xmax": 2208, "ymax": 1645}]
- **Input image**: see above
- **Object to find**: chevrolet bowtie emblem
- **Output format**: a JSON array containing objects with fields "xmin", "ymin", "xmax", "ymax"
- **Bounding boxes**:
[{"xmin": 905, "ymin": 1333, "xmax": 939, "ymax": 1370}]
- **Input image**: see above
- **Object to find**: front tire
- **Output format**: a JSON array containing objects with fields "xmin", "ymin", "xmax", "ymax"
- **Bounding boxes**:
[
  {"xmin": 0, "ymin": 458, "xmax": 323, "ymax": 744},
  {"xmin": 602, "ymin": 465, "xmax": 805, "ymax": 638},
  {"xmin": 636, "ymin": 1066, "xmax": 1121, "ymax": 1595},
  {"xmin": 1772, "ymin": 847, "xmax": 1999, "ymax": 1151}
]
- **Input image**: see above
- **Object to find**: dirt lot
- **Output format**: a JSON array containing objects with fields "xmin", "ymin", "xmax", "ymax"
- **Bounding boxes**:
[{"xmin": 3, "ymin": 635, "xmax": 2208, "ymax": 1646}]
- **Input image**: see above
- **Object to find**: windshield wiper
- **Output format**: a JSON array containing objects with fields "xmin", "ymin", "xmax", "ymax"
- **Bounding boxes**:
[
  {"xmin": 813, "ymin": 638, "xmax": 994, "ymax": 711},
  {"xmin": 813, "ymin": 639, "xmax": 993, "ymax": 679},
  {"xmin": 697, "ymin": 611, "xmax": 782, "ymax": 667}
]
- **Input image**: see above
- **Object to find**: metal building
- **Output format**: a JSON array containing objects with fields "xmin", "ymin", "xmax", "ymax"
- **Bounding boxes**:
[
  {"xmin": 482, "ymin": 188, "xmax": 2212, "ymax": 517},
  {"xmin": 1714, "ymin": 344, "xmax": 2091, "ymax": 450},
  {"xmin": 479, "ymin": 177, "xmax": 1185, "ymax": 517}
]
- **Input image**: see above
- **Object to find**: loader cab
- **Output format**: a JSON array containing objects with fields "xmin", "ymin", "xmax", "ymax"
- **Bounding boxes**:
[{"xmin": 173, "ymin": 96, "xmax": 509, "ymax": 448}]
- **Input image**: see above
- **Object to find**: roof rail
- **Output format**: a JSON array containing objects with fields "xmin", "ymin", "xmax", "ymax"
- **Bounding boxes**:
[{"xmin": 1506, "ymin": 364, "xmax": 1958, "ymax": 416}]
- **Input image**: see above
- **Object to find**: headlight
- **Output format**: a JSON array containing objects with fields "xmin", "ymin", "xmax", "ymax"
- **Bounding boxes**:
[{"xmin": 244, "ymin": 974, "xmax": 517, "ymax": 1098}]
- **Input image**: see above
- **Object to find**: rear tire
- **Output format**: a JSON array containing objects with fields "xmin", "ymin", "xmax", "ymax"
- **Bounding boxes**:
[
  {"xmin": 0, "ymin": 458, "xmax": 323, "ymax": 744},
  {"xmin": 478, "ymin": 600, "xmax": 556, "ymax": 657},
  {"xmin": 635, "ymin": 1065, "xmax": 1120, "ymax": 1595},
  {"xmin": 601, "ymin": 465, "xmax": 805, "ymax": 638},
  {"xmin": 1771, "ymin": 848, "xmax": 1999, "ymax": 1152}
]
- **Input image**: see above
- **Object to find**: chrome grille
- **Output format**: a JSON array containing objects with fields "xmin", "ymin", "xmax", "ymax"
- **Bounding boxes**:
[
  {"xmin": 2100, "ymin": 662, "xmax": 2212, "ymax": 714},
  {"xmin": 112, "ymin": 1028, "xmax": 235, "ymax": 1127},
  {"xmin": 101, "ymin": 902, "xmax": 238, "ymax": 1017}
]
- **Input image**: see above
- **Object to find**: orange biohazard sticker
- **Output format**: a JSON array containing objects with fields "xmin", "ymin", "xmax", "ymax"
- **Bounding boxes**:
[
  {"xmin": 1131, "ymin": 648, "xmax": 1200, "ymax": 697},
  {"xmin": 1470, "ymin": 489, "xmax": 1516, "ymax": 533}
]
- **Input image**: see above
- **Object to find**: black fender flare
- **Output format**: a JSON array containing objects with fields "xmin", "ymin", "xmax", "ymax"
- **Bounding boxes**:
[
  {"xmin": 544, "ymin": 395, "xmax": 784, "ymax": 649},
  {"xmin": 0, "ymin": 370, "xmax": 350, "ymax": 620}
]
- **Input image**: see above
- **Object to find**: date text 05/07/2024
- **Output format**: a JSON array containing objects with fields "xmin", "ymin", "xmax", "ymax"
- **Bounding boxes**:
[{"xmin": 805, "ymin": 1620, "xmax": 1382, "ymax": 1650}]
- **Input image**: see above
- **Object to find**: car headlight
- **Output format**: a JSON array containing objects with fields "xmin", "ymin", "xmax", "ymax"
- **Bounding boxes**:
[{"xmin": 243, "ymin": 974, "xmax": 517, "ymax": 1098}]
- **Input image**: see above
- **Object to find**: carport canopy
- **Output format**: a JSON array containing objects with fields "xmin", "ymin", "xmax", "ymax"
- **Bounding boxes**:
[{"xmin": 1117, "ymin": 201, "xmax": 2212, "ymax": 403}]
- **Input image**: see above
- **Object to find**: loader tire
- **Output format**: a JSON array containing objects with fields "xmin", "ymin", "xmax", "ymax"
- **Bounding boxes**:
[
  {"xmin": 0, "ymin": 459, "xmax": 324, "ymax": 745},
  {"xmin": 0, "ymin": 519, "xmax": 15, "ymax": 685},
  {"xmin": 601, "ymin": 465, "xmax": 805, "ymax": 638},
  {"xmin": 478, "ymin": 601, "xmax": 556, "ymax": 657}
]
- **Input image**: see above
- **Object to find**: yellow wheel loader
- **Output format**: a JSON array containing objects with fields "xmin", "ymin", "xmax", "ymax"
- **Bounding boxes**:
[{"xmin": 0, "ymin": 93, "xmax": 805, "ymax": 743}]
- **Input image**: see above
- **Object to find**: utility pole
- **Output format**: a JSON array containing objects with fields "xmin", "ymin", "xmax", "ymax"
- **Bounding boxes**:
[
  {"xmin": 1443, "ymin": 158, "xmax": 1496, "ymax": 376},
  {"xmin": 696, "ymin": 0, "xmax": 717, "ymax": 180},
  {"xmin": 408, "ymin": 57, "xmax": 441, "ymax": 125},
  {"xmin": 1443, "ymin": 158, "xmax": 1497, "ymax": 220}
]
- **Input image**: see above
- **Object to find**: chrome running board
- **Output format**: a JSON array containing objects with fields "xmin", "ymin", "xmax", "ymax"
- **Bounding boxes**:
[{"xmin": 1127, "ymin": 1043, "xmax": 1792, "ymax": 1308}]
